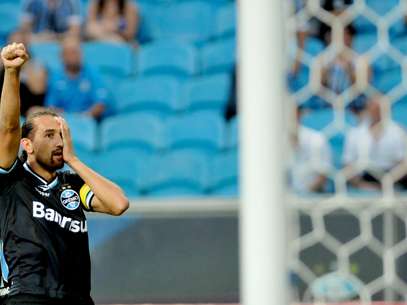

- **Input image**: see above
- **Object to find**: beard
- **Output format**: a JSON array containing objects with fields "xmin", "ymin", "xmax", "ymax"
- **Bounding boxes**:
[{"xmin": 36, "ymin": 152, "xmax": 64, "ymax": 172}]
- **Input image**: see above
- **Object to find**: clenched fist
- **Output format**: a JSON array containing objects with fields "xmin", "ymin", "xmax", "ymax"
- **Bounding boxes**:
[{"xmin": 1, "ymin": 43, "xmax": 29, "ymax": 70}]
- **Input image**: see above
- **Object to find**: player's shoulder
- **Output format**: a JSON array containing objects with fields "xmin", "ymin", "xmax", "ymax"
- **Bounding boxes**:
[{"xmin": 57, "ymin": 170, "xmax": 82, "ymax": 186}]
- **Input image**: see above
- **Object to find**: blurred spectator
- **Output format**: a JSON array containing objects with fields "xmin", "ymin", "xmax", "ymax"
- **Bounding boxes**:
[
  {"xmin": 347, "ymin": 94, "xmax": 368, "ymax": 122},
  {"xmin": 45, "ymin": 36, "xmax": 109, "ymax": 119},
  {"xmin": 343, "ymin": 96, "xmax": 406, "ymax": 190},
  {"xmin": 20, "ymin": 0, "xmax": 81, "ymax": 42},
  {"xmin": 85, "ymin": 0, "xmax": 139, "ymax": 43},
  {"xmin": 290, "ymin": 106, "xmax": 332, "ymax": 193},
  {"xmin": 318, "ymin": 24, "xmax": 371, "ymax": 95},
  {"xmin": 0, "ymin": 31, "xmax": 47, "ymax": 116},
  {"xmin": 321, "ymin": 0, "xmax": 354, "ymax": 14},
  {"xmin": 317, "ymin": 0, "xmax": 353, "ymax": 44}
]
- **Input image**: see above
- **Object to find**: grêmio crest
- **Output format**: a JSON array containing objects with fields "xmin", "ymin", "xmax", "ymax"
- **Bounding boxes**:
[{"xmin": 59, "ymin": 186, "xmax": 80, "ymax": 211}]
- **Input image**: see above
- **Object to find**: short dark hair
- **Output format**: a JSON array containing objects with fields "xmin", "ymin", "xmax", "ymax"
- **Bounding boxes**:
[
  {"xmin": 21, "ymin": 110, "xmax": 60, "ymax": 139},
  {"xmin": 20, "ymin": 110, "xmax": 60, "ymax": 162}
]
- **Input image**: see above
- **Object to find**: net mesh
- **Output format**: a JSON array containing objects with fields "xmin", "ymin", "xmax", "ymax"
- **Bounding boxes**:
[{"xmin": 287, "ymin": 0, "xmax": 407, "ymax": 303}]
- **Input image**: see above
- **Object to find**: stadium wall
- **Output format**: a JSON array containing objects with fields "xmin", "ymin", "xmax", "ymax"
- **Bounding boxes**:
[{"xmin": 87, "ymin": 199, "xmax": 239, "ymax": 304}]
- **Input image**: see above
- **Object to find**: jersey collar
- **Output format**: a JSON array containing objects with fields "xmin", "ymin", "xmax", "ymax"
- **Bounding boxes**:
[{"xmin": 23, "ymin": 162, "xmax": 59, "ymax": 190}]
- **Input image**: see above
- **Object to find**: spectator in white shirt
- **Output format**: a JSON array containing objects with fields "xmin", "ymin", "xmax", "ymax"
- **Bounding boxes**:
[
  {"xmin": 290, "ymin": 107, "xmax": 332, "ymax": 193},
  {"xmin": 343, "ymin": 96, "xmax": 407, "ymax": 190}
]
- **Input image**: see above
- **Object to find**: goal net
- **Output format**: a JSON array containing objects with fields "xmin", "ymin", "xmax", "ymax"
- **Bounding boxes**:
[{"xmin": 287, "ymin": 0, "xmax": 407, "ymax": 303}]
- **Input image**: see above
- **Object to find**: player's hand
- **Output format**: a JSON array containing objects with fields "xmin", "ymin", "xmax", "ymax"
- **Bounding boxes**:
[
  {"xmin": 1, "ymin": 43, "xmax": 29, "ymax": 70},
  {"xmin": 56, "ymin": 117, "xmax": 76, "ymax": 164}
]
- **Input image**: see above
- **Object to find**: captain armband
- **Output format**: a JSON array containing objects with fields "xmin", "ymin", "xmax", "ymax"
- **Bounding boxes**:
[{"xmin": 79, "ymin": 184, "xmax": 94, "ymax": 211}]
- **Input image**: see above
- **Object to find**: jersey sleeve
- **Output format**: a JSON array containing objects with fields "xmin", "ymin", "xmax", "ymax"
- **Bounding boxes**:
[
  {"xmin": 0, "ymin": 160, "xmax": 20, "ymax": 194},
  {"xmin": 65, "ymin": 173, "xmax": 95, "ymax": 212}
]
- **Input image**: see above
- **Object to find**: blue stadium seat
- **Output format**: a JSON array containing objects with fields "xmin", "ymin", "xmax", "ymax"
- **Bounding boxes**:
[
  {"xmin": 136, "ymin": 2, "xmax": 156, "ymax": 43},
  {"xmin": 138, "ymin": 151, "xmax": 208, "ymax": 196},
  {"xmin": 287, "ymin": 63, "xmax": 310, "ymax": 93},
  {"xmin": 371, "ymin": 53, "xmax": 400, "ymax": 71},
  {"xmin": 303, "ymin": 37, "xmax": 324, "ymax": 57},
  {"xmin": 215, "ymin": 2, "xmax": 236, "ymax": 39},
  {"xmin": 182, "ymin": 73, "xmax": 231, "ymax": 113},
  {"xmin": 100, "ymin": 113, "xmax": 165, "ymax": 152},
  {"xmin": 75, "ymin": 150, "xmax": 99, "ymax": 169},
  {"xmin": 371, "ymin": 67, "xmax": 402, "ymax": 93},
  {"xmin": 64, "ymin": 113, "xmax": 98, "ymax": 152},
  {"xmin": 370, "ymin": 54, "xmax": 402, "ymax": 93},
  {"xmin": 145, "ymin": 151, "xmax": 208, "ymax": 196},
  {"xmin": 365, "ymin": 0, "xmax": 399, "ymax": 16},
  {"xmin": 166, "ymin": 111, "xmax": 226, "ymax": 153},
  {"xmin": 83, "ymin": 42, "xmax": 134, "ymax": 76},
  {"xmin": 137, "ymin": 40, "xmax": 198, "ymax": 78},
  {"xmin": 391, "ymin": 101, "xmax": 407, "ymax": 128},
  {"xmin": 392, "ymin": 37, "xmax": 407, "ymax": 55},
  {"xmin": 0, "ymin": 0, "xmax": 22, "ymax": 3},
  {"xmin": 352, "ymin": 33, "xmax": 378, "ymax": 54},
  {"xmin": 0, "ymin": 4, "xmax": 20, "ymax": 37},
  {"xmin": 137, "ymin": 0, "xmax": 231, "ymax": 6},
  {"xmin": 145, "ymin": 187, "xmax": 205, "ymax": 197},
  {"xmin": 226, "ymin": 116, "xmax": 238, "ymax": 149},
  {"xmin": 147, "ymin": 1, "xmax": 214, "ymax": 44},
  {"xmin": 329, "ymin": 133, "xmax": 345, "ymax": 169},
  {"xmin": 30, "ymin": 42, "xmax": 62, "ymax": 71},
  {"xmin": 114, "ymin": 76, "xmax": 181, "ymax": 115},
  {"xmin": 299, "ymin": 95, "xmax": 330, "ymax": 110},
  {"xmin": 389, "ymin": 18, "xmax": 407, "ymax": 39},
  {"xmin": 352, "ymin": 15, "xmax": 377, "ymax": 34},
  {"xmin": 212, "ymin": 184, "xmax": 238, "ymax": 197},
  {"xmin": 99, "ymin": 72, "xmax": 123, "ymax": 93},
  {"xmin": 208, "ymin": 150, "xmax": 238, "ymax": 196},
  {"xmin": 200, "ymin": 38, "xmax": 236, "ymax": 74},
  {"xmin": 300, "ymin": 108, "xmax": 334, "ymax": 131},
  {"xmin": 92, "ymin": 149, "xmax": 144, "ymax": 198}
]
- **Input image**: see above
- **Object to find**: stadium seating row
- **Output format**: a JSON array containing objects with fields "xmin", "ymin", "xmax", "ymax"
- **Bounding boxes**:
[
  {"xmin": 137, "ymin": 0, "xmax": 235, "ymax": 44},
  {"xmin": 65, "ymin": 112, "xmax": 238, "ymax": 153},
  {"xmin": 0, "ymin": 1, "xmax": 236, "ymax": 46},
  {"xmin": 76, "ymin": 143, "xmax": 239, "ymax": 198},
  {"xmin": 112, "ymin": 73, "xmax": 231, "ymax": 115},
  {"xmin": 29, "ymin": 38, "xmax": 236, "ymax": 78},
  {"xmin": 0, "ymin": 1, "xmax": 239, "ymax": 199}
]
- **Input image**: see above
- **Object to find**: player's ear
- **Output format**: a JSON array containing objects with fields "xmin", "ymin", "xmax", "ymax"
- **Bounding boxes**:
[{"xmin": 20, "ymin": 138, "xmax": 34, "ymax": 154}]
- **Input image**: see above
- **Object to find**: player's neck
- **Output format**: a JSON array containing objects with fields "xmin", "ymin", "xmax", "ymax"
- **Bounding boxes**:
[{"xmin": 26, "ymin": 160, "xmax": 57, "ymax": 183}]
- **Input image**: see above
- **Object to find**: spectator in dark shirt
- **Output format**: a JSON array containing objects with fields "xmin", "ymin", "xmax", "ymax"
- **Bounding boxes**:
[
  {"xmin": 45, "ymin": 36, "xmax": 109, "ymax": 119},
  {"xmin": 85, "ymin": 0, "xmax": 139, "ymax": 43},
  {"xmin": 20, "ymin": 0, "xmax": 81, "ymax": 42}
]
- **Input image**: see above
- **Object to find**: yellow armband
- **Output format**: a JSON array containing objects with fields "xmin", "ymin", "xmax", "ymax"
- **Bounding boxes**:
[{"xmin": 79, "ymin": 184, "xmax": 94, "ymax": 211}]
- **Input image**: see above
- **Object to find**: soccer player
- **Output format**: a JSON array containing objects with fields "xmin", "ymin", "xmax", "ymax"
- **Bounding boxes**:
[{"xmin": 0, "ymin": 43, "xmax": 129, "ymax": 305}]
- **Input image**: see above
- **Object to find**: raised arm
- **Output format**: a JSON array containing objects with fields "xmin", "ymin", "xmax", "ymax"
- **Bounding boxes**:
[
  {"xmin": 57, "ymin": 117, "xmax": 129, "ymax": 216},
  {"xmin": 0, "ymin": 43, "xmax": 29, "ymax": 169}
]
